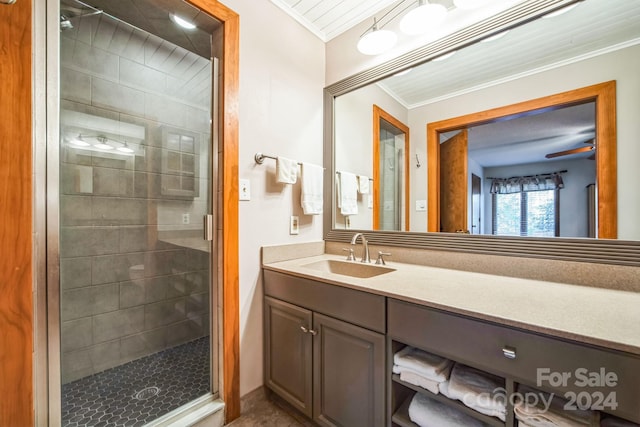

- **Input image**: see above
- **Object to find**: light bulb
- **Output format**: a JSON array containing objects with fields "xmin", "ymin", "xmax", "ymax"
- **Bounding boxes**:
[
  {"xmin": 170, "ymin": 14, "xmax": 196, "ymax": 30},
  {"xmin": 400, "ymin": 1, "xmax": 447, "ymax": 35},
  {"xmin": 117, "ymin": 143, "xmax": 135, "ymax": 153},
  {"xmin": 357, "ymin": 27, "xmax": 397, "ymax": 55}
]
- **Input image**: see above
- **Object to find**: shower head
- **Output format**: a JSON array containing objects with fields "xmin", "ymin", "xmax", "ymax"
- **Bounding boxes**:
[{"xmin": 60, "ymin": 14, "xmax": 73, "ymax": 31}]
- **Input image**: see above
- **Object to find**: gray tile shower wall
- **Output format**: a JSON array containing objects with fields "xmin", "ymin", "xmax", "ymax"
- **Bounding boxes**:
[{"xmin": 59, "ymin": 13, "xmax": 212, "ymax": 383}]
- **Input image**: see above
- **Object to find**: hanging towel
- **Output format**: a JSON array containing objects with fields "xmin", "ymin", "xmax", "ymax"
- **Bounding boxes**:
[
  {"xmin": 447, "ymin": 363, "xmax": 507, "ymax": 421},
  {"xmin": 276, "ymin": 156, "xmax": 298, "ymax": 184},
  {"xmin": 408, "ymin": 392, "xmax": 486, "ymax": 427},
  {"xmin": 338, "ymin": 171, "xmax": 358, "ymax": 215},
  {"xmin": 393, "ymin": 346, "xmax": 453, "ymax": 383},
  {"xmin": 514, "ymin": 385, "xmax": 600, "ymax": 427},
  {"xmin": 300, "ymin": 163, "xmax": 323, "ymax": 215},
  {"xmin": 357, "ymin": 175, "xmax": 370, "ymax": 194}
]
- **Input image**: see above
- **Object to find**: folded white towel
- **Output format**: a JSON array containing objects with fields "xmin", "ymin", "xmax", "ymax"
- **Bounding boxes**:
[
  {"xmin": 515, "ymin": 385, "xmax": 600, "ymax": 427},
  {"xmin": 357, "ymin": 175, "xmax": 370, "ymax": 194},
  {"xmin": 393, "ymin": 346, "xmax": 453, "ymax": 383},
  {"xmin": 439, "ymin": 380, "xmax": 453, "ymax": 399},
  {"xmin": 392, "ymin": 365, "xmax": 440, "ymax": 395},
  {"xmin": 276, "ymin": 156, "xmax": 298, "ymax": 184},
  {"xmin": 338, "ymin": 171, "xmax": 358, "ymax": 215},
  {"xmin": 447, "ymin": 363, "xmax": 507, "ymax": 421},
  {"xmin": 300, "ymin": 162, "xmax": 323, "ymax": 215},
  {"xmin": 408, "ymin": 392, "xmax": 486, "ymax": 427},
  {"xmin": 601, "ymin": 417, "xmax": 640, "ymax": 427}
]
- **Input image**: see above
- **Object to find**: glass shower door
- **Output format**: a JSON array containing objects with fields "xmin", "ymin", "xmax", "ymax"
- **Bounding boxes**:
[{"xmin": 57, "ymin": 1, "xmax": 220, "ymax": 424}]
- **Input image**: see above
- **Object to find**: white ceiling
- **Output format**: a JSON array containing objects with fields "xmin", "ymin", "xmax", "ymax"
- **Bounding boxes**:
[{"xmin": 269, "ymin": 0, "xmax": 399, "ymax": 41}]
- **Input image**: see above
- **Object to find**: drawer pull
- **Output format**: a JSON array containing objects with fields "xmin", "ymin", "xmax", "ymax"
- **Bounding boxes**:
[
  {"xmin": 309, "ymin": 329, "xmax": 318, "ymax": 336},
  {"xmin": 502, "ymin": 347, "xmax": 517, "ymax": 359},
  {"xmin": 300, "ymin": 325, "xmax": 309, "ymax": 333}
]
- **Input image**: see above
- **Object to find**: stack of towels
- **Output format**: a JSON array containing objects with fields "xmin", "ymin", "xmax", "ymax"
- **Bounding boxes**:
[
  {"xmin": 408, "ymin": 392, "xmax": 486, "ymax": 427},
  {"xmin": 441, "ymin": 363, "xmax": 507, "ymax": 422},
  {"xmin": 393, "ymin": 346, "xmax": 453, "ymax": 395},
  {"xmin": 515, "ymin": 385, "xmax": 600, "ymax": 427}
]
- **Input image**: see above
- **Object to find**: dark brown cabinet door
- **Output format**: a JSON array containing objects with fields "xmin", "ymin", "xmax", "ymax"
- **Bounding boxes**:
[
  {"xmin": 312, "ymin": 313, "xmax": 385, "ymax": 427},
  {"xmin": 264, "ymin": 296, "xmax": 313, "ymax": 417}
]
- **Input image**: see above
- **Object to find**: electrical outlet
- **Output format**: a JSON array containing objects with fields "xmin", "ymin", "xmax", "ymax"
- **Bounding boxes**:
[
  {"xmin": 239, "ymin": 179, "xmax": 251, "ymax": 201},
  {"xmin": 290, "ymin": 216, "xmax": 299, "ymax": 235},
  {"xmin": 345, "ymin": 216, "xmax": 351, "ymax": 229},
  {"xmin": 182, "ymin": 213, "xmax": 190, "ymax": 224},
  {"xmin": 415, "ymin": 200, "xmax": 427, "ymax": 211}
]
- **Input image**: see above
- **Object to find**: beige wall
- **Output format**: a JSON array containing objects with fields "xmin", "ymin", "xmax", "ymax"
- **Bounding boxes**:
[{"xmin": 221, "ymin": 0, "xmax": 326, "ymax": 395}]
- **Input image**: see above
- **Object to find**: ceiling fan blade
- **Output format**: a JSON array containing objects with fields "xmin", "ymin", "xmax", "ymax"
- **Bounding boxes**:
[{"xmin": 545, "ymin": 145, "xmax": 594, "ymax": 159}]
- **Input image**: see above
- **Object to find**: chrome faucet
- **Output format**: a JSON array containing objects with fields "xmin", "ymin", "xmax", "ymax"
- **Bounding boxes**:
[{"xmin": 350, "ymin": 233, "xmax": 370, "ymax": 263}]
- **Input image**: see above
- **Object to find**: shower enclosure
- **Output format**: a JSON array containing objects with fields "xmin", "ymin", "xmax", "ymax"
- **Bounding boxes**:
[
  {"xmin": 53, "ymin": 0, "xmax": 222, "ymax": 424},
  {"xmin": 378, "ymin": 122, "xmax": 407, "ymax": 231}
]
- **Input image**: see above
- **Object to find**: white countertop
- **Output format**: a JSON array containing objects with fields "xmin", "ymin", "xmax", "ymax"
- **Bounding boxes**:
[{"xmin": 263, "ymin": 254, "xmax": 640, "ymax": 356}]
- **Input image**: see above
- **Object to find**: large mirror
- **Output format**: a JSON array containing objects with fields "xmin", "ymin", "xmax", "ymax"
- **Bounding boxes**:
[
  {"xmin": 328, "ymin": 0, "xmax": 640, "ymax": 247},
  {"xmin": 325, "ymin": 0, "xmax": 640, "ymax": 266}
]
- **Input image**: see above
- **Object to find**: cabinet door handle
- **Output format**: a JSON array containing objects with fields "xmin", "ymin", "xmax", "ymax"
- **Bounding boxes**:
[
  {"xmin": 502, "ymin": 346, "xmax": 517, "ymax": 359},
  {"xmin": 308, "ymin": 329, "xmax": 318, "ymax": 336},
  {"xmin": 300, "ymin": 325, "xmax": 309, "ymax": 333}
]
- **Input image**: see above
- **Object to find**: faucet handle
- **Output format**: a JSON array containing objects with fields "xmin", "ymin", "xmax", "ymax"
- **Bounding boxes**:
[
  {"xmin": 375, "ymin": 251, "xmax": 391, "ymax": 265},
  {"xmin": 342, "ymin": 248, "xmax": 355, "ymax": 261}
]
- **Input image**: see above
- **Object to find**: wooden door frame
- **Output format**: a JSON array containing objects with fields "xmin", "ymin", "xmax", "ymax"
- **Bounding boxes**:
[
  {"xmin": 187, "ymin": 0, "xmax": 240, "ymax": 422},
  {"xmin": 372, "ymin": 105, "xmax": 410, "ymax": 231},
  {"xmin": 427, "ymin": 81, "xmax": 617, "ymax": 238}
]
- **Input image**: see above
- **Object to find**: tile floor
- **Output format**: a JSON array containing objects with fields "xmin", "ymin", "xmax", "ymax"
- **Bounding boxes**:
[
  {"xmin": 227, "ymin": 387, "xmax": 313, "ymax": 427},
  {"xmin": 61, "ymin": 336, "xmax": 210, "ymax": 427}
]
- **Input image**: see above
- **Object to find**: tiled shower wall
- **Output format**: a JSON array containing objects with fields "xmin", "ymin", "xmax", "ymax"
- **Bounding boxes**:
[{"xmin": 59, "ymin": 14, "xmax": 213, "ymax": 383}]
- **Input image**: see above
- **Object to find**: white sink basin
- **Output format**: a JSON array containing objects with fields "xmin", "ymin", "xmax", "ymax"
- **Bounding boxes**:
[{"xmin": 302, "ymin": 259, "xmax": 395, "ymax": 278}]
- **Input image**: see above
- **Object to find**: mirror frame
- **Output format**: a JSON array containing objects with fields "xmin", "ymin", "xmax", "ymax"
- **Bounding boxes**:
[{"xmin": 323, "ymin": 0, "xmax": 640, "ymax": 267}]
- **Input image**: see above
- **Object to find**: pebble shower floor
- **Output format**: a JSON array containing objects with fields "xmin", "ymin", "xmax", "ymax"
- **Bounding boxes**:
[{"xmin": 62, "ymin": 336, "xmax": 210, "ymax": 427}]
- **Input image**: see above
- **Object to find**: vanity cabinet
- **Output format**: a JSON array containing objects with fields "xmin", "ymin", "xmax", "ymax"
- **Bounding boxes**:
[
  {"xmin": 264, "ymin": 270, "xmax": 386, "ymax": 427},
  {"xmin": 388, "ymin": 298, "xmax": 640, "ymax": 427}
]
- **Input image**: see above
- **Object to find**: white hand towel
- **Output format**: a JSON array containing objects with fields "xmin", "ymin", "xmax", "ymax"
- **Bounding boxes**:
[
  {"xmin": 393, "ymin": 346, "xmax": 453, "ymax": 383},
  {"xmin": 357, "ymin": 175, "xmax": 370, "ymax": 194},
  {"xmin": 300, "ymin": 163, "xmax": 323, "ymax": 215},
  {"xmin": 339, "ymin": 172, "xmax": 358, "ymax": 216},
  {"xmin": 276, "ymin": 156, "xmax": 298, "ymax": 184},
  {"xmin": 400, "ymin": 370, "xmax": 441, "ymax": 395},
  {"xmin": 447, "ymin": 363, "xmax": 507, "ymax": 421},
  {"xmin": 515, "ymin": 385, "xmax": 600, "ymax": 427},
  {"xmin": 408, "ymin": 392, "xmax": 486, "ymax": 427},
  {"xmin": 439, "ymin": 380, "xmax": 454, "ymax": 399}
]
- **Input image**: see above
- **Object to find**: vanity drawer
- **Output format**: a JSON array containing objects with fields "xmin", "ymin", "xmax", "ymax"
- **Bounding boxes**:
[
  {"xmin": 264, "ymin": 270, "xmax": 386, "ymax": 333},
  {"xmin": 388, "ymin": 299, "xmax": 640, "ymax": 423}
]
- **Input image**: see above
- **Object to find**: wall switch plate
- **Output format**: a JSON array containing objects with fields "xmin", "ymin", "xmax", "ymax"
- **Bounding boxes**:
[
  {"xmin": 182, "ymin": 213, "xmax": 190, "ymax": 224},
  {"xmin": 415, "ymin": 200, "xmax": 427, "ymax": 211},
  {"xmin": 290, "ymin": 216, "xmax": 299, "ymax": 235},
  {"xmin": 239, "ymin": 179, "xmax": 250, "ymax": 201}
]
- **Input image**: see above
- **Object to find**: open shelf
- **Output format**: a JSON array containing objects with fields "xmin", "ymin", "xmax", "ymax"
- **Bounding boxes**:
[
  {"xmin": 391, "ymin": 394, "xmax": 418, "ymax": 427},
  {"xmin": 392, "ymin": 374, "xmax": 505, "ymax": 427}
]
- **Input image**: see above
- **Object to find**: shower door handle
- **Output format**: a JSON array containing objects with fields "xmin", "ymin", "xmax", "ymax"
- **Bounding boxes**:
[{"xmin": 204, "ymin": 214, "xmax": 214, "ymax": 241}]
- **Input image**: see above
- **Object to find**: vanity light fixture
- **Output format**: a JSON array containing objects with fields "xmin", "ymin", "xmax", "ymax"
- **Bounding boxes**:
[
  {"xmin": 357, "ymin": 18, "xmax": 398, "ymax": 55},
  {"xmin": 170, "ymin": 13, "xmax": 196, "ymax": 30},
  {"xmin": 93, "ymin": 136, "xmax": 114, "ymax": 150},
  {"xmin": 399, "ymin": 0, "xmax": 447, "ymax": 35},
  {"xmin": 116, "ymin": 141, "xmax": 135, "ymax": 153},
  {"xmin": 68, "ymin": 134, "xmax": 91, "ymax": 147}
]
